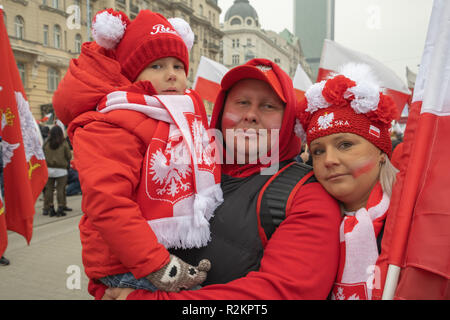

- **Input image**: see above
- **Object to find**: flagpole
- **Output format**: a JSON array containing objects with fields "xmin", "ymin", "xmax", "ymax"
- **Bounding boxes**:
[{"xmin": 382, "ymin": 265, "xmax": 401, "ymax": 299}]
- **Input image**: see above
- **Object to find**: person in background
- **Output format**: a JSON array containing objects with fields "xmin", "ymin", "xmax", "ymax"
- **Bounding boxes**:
[
  {"xmin": 0, "ymin": 136, "xmax": 9, "ymax": 266},
  {"xmin": 296, "ymin": 63, "xmax": 399, "ymax": 300},
  {"xmin": 43, "ymin": 125, "xmax": 72, "ymax": 217}
]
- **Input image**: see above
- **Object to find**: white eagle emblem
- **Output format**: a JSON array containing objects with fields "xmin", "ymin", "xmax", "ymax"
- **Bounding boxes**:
[
  {"xmin": 318, "ymin": 112, "xmax": 334, "ymax": 130},
  {"xmin": 149, "ymin": 142, "xmax": 192, "ymax": 198}
]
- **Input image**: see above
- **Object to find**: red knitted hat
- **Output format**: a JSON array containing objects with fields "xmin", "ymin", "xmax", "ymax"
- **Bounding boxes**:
[
  {"xmin": 91, "ymin": 9, "xmax": 194, "ymax": 81},
  {"xmin": 295, "ymin": 63, "xmax": 399, "ymax": 157}
]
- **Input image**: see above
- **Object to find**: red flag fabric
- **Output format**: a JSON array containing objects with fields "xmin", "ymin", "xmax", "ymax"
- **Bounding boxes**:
[
  {"xmin": 0, "ymin": 7, "xmax": 48, "ymax": 244},
  {"xmin": 381, "ymin": 0, "xmax": 450, "ymax": 300},
  {"xmin": 317, "ymin": 39, "xmax": 411, "ymax": 114},
  {"xmin": 193, "ymin": 56, "xmax": 228, "ymax": 103},
  {"xmin": 292, "ymin": 64, "xmax": 313, "ymax": 102}
]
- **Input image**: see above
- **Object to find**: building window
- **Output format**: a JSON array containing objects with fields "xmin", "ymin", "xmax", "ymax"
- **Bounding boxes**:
[
  {"xmin": 232, "ymin": 54, "xmax": 240, "ymax": 65},
  {"xmin": 199, "ymin": 4, "xmax": 203, "ymax": 16},
  {"xmin": 274, "ymin": 58, "xmax": 281, "ymax": 64},
  {"xmin": 54, "ymin": 25, "xmax": 61, "ymax": 48},
  {"xmin": 246, "ymin": 18, "xmax": 253, "ymax": 26},
  {"xmin": 52, "ymin": 0, "xmax": 59, "ymax": 9},
  {"xmin": 230, "ymin": 18, "xmax": 241, "ymax": 25},
  {"xmin": 47, "ymin": 67, "xmax": 60, "ymax": 92},
  {"xmin": 75, "ymin": 34, "xmax": 82, "ymax": 53},
  {"xmin": 232, "ymin": 39, "xmax": 235, "ymax": 48},
  {"xmin": 14, "ymin": 16, "xmax": 24, "ymax": 39},
  {"xmin": 236, "ymin": 39, "xmax": 240, "ymax": 48},
  {"xmin": 17, "ymin": 62, "xmax": 26, "ymax": 87},
  {"xmin": 43, "ymin": 25, "xmax": 49, "ymax": 46},
  {"xmin": 247, "ymin": 38, "xmax": 252, "ymax": 46}
]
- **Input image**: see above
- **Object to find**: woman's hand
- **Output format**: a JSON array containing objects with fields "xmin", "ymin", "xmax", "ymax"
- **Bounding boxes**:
[{"xmin": 102, "ymin": 287, "xmax": 135, "ymax": 300}]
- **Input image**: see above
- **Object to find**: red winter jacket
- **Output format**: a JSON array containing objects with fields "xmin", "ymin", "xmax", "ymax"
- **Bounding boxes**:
[{"xmin": 53, "ymin": 42, "xmax": 171, "ymax": 280}]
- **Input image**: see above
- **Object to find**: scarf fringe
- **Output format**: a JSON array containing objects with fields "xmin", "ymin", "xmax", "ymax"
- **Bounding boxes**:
[
  {"xmin": 148, "ymin": 215, "xmax": 211, "ymax": 249},
  {"xmin": 194, "ymin": 183, "xmax": 224, "ymax": 227},
  {"xmin": 149, "ymin": 184, "xmax": 223, "ymax": 249}
]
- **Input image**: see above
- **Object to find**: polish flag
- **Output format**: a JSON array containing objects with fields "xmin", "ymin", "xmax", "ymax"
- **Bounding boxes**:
[
  {"xmin": 293, "ymin": 64, "xmax": 313, "ymax": 102},
  {"xmin": 0, "ymin": 6, "xmax": 48, "ymax": 248},
  {"xmin": 317, "ymin": 39, "xmax": 411, "ymax": 114},
  {"xmin": 380, "ymin": 0, "xmax": 450, "ymax": 300},
  {"xmin": 193, "ymin": 56, "xmax": 228, "ymax": 103},
  {"xmin": 37, "ymin": 112, "xmax": 52, "ymax": 124}
]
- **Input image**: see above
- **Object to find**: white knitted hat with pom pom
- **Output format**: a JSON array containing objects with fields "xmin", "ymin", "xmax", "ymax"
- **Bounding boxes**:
[{"xmin": 91, "ymin": 9, "xmax": 194, "ymax": 81}]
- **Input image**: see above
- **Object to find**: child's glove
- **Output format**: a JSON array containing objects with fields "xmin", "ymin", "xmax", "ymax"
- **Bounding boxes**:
[{"xmin": 146, "ymin": 254, "xmax": 211, "ymax": 292}]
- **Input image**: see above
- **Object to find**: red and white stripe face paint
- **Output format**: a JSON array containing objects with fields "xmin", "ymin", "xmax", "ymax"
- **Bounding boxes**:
[
  {"xmin": 310, "ymin": 132, "xmax": 384, "ymax": 211},
  {"xmin": 220, "ymin": 79, "xmax": 285, "ymax": 164}
]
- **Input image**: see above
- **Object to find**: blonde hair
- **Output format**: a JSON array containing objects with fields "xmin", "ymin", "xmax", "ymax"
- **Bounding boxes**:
[{"xmin": 379, "ymin": 154, "xmax": 398, "ymax": 198}]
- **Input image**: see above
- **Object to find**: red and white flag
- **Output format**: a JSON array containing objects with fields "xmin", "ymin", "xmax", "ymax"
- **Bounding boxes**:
[
  {"xmin": 293, "ymin": 63, "xmax": 313, "ymax": 102},
  {"xmin": 37, "ymin": 112, "xmax": 52, "ymax": 124},
  {"xmin": 0, "ymin": 6, "xmax": 48, "ymax": 251},
  {"xmin": 317, "ymin": 39, "xmax": 411, "ymax": 114},
  {"xmin": 193, "ymin": 56, "xmax": 228, "ymax": 103},
  {"xmin": 380, "ymin": 0, "xmax": 450, "ymax": 300}
]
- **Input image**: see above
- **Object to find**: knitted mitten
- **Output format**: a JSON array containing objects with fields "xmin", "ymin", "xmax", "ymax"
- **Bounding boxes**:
[{"xmin": 146, "ymin": 255, "xmax": 211, "ymax": 292}]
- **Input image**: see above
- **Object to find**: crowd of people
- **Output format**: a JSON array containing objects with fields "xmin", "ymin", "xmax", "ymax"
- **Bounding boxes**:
[{"xmin": 3, "ymin": 7, "xmax": 409, "ymax": 299}]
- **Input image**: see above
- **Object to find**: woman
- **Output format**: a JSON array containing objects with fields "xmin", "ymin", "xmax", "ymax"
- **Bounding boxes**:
[
  {"xmin": 296, "ymin": 63, "xmax": 399, "ymax": 300},
  {"xmin": 100, "ymin": 58, "xmax": 342, "ymax": 300},
  {"xmin": 43, "ymin": 125, "xmax": 72, "ymax": 217}
]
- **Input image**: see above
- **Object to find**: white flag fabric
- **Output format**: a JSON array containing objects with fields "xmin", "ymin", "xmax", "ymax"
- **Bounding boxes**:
[
  {"xmin": 293, "ymin": 64, "xmax": 313, "ymax": 102},
  {"xmin": 318, "ymin": 39, "xmax": 411, "ymax": 113},
  {"xmin": 193, "ymin": 56, "xmax": 228, "ymax": 103}
]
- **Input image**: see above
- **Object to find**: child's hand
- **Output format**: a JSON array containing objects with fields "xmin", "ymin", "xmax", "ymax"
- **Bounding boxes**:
[
  {"xmin": 103, "ymin": 287, "xmax": 135, "ymax": 300},
  {"xmin": 146, "ymin": 254, "xmax": 211, "ymax": 292}
]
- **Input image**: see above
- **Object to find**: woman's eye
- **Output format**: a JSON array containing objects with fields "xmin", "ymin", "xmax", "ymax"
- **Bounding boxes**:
[
  {"xmin": 174, "ymin": 64, "xmax": 184, "ymax": 69},
  {"xmin": 311, "ymin": 148, "xmax": 323, "ymax": 156},
  {"xmin": 150, "ymin": 64, "xmax": 161, "ymax": 69},
  {"xmin": 338, "ymin": 141, "xmax": 353, "ymax": 149}
]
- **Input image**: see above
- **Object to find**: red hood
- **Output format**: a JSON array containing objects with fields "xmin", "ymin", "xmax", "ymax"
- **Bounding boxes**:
[
  {"xmin": 52, "ymin": 42, "xmax": 132, "ymax": 126},
  {"xmin": 210, "ymin": 58, "xmax": 301, "ymax": 177}
]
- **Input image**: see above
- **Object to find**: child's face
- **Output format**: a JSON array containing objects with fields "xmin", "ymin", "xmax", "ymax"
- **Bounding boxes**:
[{"xmin": 135, "ymin": 57, "xmax": 187, "ymax": 95}]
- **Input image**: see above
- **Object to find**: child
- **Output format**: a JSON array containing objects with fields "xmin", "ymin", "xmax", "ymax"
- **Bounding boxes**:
[{"xmin": 53, "ymin": 9, "xmax": 222, "ymax": 294}]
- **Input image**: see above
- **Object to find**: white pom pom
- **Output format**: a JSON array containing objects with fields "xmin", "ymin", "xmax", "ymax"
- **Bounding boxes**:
[
  {"xmin": 168, "ymin": 17, "xmax": 194, "ymax": 50},
  {"xmin": 92, "ymin": 11, "xmax": 127, "ymax": 49},
  {"xmin": 339, "ymin": 63, "xmax": 379, "ymax": 88},
  {"xmin": 305, "ymin": 80, "xmax": 330, "ymax": 113},
  {"xmin": 339, "ymin": 63, "xmax": 381, "ymax": 114}
]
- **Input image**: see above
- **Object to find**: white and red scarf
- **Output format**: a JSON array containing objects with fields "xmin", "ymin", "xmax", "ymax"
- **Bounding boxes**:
[
  {"xmin": 97, "ymin": 90, "xmax": 223, "ymax": 249},
  {"xmin": 331, "ymin": 183, "xmax": 389, "ymax": 300}
]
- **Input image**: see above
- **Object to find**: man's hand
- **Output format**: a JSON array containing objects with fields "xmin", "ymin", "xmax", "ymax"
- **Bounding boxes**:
[{"xmin": 102, "ymin": 287, "xmax": 135, "ymax": 300}]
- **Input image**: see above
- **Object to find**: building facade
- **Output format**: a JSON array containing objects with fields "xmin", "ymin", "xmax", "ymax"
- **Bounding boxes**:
[
  {"xmin": 293, "ymin": 0, "xmax": 335, "ymax": 80},
  {"xmin": 221, "ymin": 0, "xmax": 311, "ymax": 79},
  {"xmin": 1, "ymin": 0, "xmax": 222, "ymax": 119}
]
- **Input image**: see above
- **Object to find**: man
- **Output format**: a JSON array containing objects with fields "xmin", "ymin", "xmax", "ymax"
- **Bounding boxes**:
[{"xmin": 101, "ymin": 59, "xmax": 342, "ymax": 300}]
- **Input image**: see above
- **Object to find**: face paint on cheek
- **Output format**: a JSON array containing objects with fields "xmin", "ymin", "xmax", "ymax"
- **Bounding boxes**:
[
  {"xmin": 350, "ymin": 157, "xmax": 378, "ymax": 178},
  {"xmin": 221, "ymin": 112, "xmax": 242, "ymax": 129}
]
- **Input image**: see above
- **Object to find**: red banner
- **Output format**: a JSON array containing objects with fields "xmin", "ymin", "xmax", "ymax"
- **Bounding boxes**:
[{"xmin": 0, "ymin": 7, "xmax": 48, "ymax": 244}]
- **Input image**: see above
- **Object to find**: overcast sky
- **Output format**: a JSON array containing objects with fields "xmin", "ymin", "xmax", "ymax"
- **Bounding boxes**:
[
  {"xmin": 218, "ymin": 0, "xmax": 294, "ymax": 33},
  {"xmin": 218, "ymin": 0, "xmax": 434, "ymax": 82}
]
